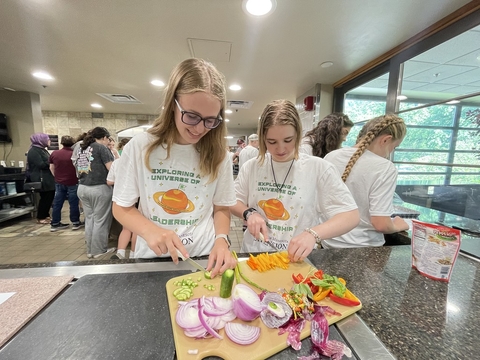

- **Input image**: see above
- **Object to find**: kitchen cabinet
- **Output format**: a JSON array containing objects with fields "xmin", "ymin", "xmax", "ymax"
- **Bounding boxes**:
[{"xmin": 0, "ymin": 172, "xmax": 35, "ymax": 224}]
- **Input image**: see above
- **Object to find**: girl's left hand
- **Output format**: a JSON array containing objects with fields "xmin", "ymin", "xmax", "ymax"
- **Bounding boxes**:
[
  {"xmin": 206, "ymin": 240, "xmax": 237, "ymax": 278},
  {"xmin": 287, "ymin": 231, "xmax": 316, "ymax": 262}
]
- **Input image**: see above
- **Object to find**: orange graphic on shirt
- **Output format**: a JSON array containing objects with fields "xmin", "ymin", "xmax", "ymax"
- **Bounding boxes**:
[
  {"xmin": 258, "ymin": 198, "xmax": 290, "ymax": 221},
  {"xmin": 153, "ymin": 189, "xmax": 195, "ymax": 215}
]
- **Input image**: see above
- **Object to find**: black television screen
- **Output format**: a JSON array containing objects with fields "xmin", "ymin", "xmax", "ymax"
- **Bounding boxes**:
[{"xmin": 0, "ymin": 113, "xmax": 12, "ymax": 143}]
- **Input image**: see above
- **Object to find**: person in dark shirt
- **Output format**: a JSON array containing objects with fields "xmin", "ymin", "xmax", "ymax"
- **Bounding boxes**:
[
  {"xmin": 76, "ymin": 127, "xmax": 115, "ymax": 258},
  {"xmin": 49, "ymin": 135, "xmax": 83, "ymax": 231},
  {"xmin": 26, "ymin": 133, "xmax": 55, "ymax": 224}
]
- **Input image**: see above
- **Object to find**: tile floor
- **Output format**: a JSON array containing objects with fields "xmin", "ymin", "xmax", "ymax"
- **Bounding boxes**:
[{"xmin": 0, "ymin": 204, "xmax": 245, "ymax": 265}]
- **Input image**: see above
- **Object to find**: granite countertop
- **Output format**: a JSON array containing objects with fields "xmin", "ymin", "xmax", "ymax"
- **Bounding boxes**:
[
  {"xmin": 308, "ymin": 246, "xmax": 480, "ymax": 360},
  {"xmin": 1, "ymin": 246, "xmax": 479, "ymax": 359}
]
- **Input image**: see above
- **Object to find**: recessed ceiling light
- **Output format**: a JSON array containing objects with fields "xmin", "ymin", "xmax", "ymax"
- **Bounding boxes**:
[
  {"xmin": 91, "ymin": 103, "xmax": 102, "ymax": 108},
  {"xmin": 320, "ymin": 61, "xmax": 334, "ymax": 68},
  {"xmin": 446, "ymin": 100, "xmax": 460, "ymax": 104},
  {"xmin": 225, "ymin": 136, "xmax": 233, "ymax": 139},
  {"xmin": 150, "ymin": 80, "xmax": 165, "ymax": 87},
  {"xmin": 229, "ymin": 84, "xmax": 242, "ymax": 91},
  {"xmin": 397, "ymin": 95, "xmax": 408, "ymax": 101},
  {"xmin": 32, "ymin": 71, "xmax": 54, "ymax": 80},
  {"xmin": 225, "ymin": 109, "xmax": 233, "ymax": 114},
  {"xmin": 225, "ymin": 119, "xmax": 230, "ymax": 122},
  {"xmin": 242, "ymin": 0, "xmax": 276, "ymax": 16}
]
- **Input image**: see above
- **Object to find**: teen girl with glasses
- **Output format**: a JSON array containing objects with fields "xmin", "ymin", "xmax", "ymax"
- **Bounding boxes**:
[{"xmin": 112, "ymin": 58, "xmax": 236, "ymax": 278}]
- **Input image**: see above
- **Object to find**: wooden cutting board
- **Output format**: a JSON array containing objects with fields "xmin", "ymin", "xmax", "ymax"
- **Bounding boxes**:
[
  {"xmin": 166, "ymin": 260, "xmax": 361, "ymax": 360},
  {"xmin": 0, "ymin": 275, "xmax": 73, "ymax": 347}
]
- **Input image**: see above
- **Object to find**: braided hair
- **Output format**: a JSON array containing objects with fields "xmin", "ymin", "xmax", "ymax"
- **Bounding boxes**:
[
  {"xmin": 305, "ymin": 113, "xmax": 353, "ymax": 158},
  {"xmin": 341, "ymin": 114, "xmax": 406, "ymax": 182}
]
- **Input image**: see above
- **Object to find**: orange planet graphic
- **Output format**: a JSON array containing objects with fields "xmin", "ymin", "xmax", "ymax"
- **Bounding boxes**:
[
  {"xmin": 258, "ymin": 198, "xmax": 290, "ymax": 221},
  {"xmin": 153, "ymin": 189, "xmax": 195, "ymax": 214}
]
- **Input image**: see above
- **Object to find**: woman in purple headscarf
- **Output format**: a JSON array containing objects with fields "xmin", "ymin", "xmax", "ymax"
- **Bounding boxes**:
[{"xmin": 26, "ymin": 133, "xmax": 55, "ymax": 224}]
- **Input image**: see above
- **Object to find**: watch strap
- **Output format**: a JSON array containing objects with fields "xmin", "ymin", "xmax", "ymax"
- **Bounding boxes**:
[
  {"xmin": 243, "ymin": 207, "xmax": 258, "ymax": 221},
  {"xmin": 215, "ymin": 233, "xmax": 231, "ymax": 247}
]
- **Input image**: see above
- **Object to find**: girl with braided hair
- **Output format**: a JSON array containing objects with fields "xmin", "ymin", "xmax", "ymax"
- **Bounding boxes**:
[
  {"xmin": 323, "ymin": 114, "xmax": 409, "ymax": 248},
  {"xmin": 300, "ymin": 112, "xmax": 354, "ymax": 158}
]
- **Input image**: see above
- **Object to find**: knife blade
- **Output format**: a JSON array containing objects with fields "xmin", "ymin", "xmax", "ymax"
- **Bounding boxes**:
[
  {"xmin": 176, "ymin": 249, "xmax": 206, "ymax": 272},
  {"xmin": 258, "ymin": 232, "xmax": 277, "ymax": 252}
]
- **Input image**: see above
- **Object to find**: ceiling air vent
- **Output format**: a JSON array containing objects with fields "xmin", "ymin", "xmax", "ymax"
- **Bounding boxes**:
[
  {"xmin": 226, "ymin": 100, "xmax": 253, "ymax": 109},
  {"xmin": 96, "ymin": 93, "xmax": 142, "ymax": 104}
]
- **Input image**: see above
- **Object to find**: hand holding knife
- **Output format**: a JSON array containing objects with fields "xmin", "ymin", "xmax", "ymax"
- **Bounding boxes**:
[{"xmin": 176, "ymin": 249, "xmax": 206, "ymax": 272}]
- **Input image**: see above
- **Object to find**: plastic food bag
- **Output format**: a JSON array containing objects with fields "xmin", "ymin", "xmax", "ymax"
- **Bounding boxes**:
[{"xmin": 411, "ymin": 220, "xmax": 461, "ymax": 282}]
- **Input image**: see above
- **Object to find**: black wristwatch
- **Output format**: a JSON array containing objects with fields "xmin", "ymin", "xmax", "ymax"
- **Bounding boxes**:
[{"xmin": 243, "ymin": 207, "xmax": 258, "ymax": 221}]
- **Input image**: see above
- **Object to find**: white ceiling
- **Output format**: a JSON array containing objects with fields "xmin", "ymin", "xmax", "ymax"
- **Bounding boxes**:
[{"xmin": 0, "ymin": 0, "xmax": 475, "ymax": 136}]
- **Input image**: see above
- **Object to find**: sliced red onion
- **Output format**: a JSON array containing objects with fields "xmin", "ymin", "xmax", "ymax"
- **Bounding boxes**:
[
  {"xmin": 175, "ymin": 301, "xmax": 202, "ymax": 329},
  {"xmin": 224, "ymin": 322, "xmax": 261, "ymax": 345},
  {"xmin": 176, "ymin": 296, "xmax": 238, "ymax": 339},
  {"xmin": 197, "ymin": 297, "xmax": 223, "ymax": 339},
  {"xmin": 260, "ymin": 292, "xmax": 293, "ymax": 328},
  {"xmin": 231, "ymin": 284, "xmax": 264, "ymax": 321}
]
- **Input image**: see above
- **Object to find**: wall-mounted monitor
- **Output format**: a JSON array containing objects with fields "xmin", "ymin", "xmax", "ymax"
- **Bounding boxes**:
[{"xmin": 0, "ymin": 113, "xmax": 12, "ymax": 143}]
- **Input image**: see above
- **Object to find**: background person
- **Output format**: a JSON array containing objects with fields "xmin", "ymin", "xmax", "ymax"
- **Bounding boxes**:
[
  {"xmin": 26, "ymin": 133, "xmax": 55, "ymax": 224},
  {"xmin": 230, "ymin": 100, "xmax": 359, "ymax": 262},
  {"xmin": 76, "ymin": 127, "xmax": 115, "ymax": 259},
  {"xmin": 108, "ymin": 136, "xmax": 120, "ymax": 159},
  {"xmin": 117, "ymin": 138, "xmax": 130, "ymax": 156},
  {"xmin": 107, "ymin": 159, "xmax": 137, "ymax": 259},
  {"xmin": 112, "ymin": 58, "xmax": 236, "ymax": 278},
  {"xmin": 238, "ymin": 133, "xmax": 259, "ymax": 169},
  {"xmin": 49, "ymin": 135, "xmax": 83, "ymax": 231},
  {"xmin": 300, "ymin": 112, "xmax": 354, "ymax": 158},
  {"xmin": 324, "ymin": 114, "xmax": 409, "ymax": 248}
]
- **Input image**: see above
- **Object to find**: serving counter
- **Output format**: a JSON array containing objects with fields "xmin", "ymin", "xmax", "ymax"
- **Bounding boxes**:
[{"xmin": 0, "ymin": 246, "xmax": 479, "ymax": 360}]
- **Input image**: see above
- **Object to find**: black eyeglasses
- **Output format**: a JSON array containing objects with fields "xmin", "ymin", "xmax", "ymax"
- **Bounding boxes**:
[{"xmin": 174, "ymin": 99, "xmax": 223, "ymax": 129}]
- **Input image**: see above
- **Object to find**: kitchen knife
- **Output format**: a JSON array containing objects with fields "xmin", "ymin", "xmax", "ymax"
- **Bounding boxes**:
[
  {"xmin": 258, "ymin": 232, "xmax": 277, "ymax": 252},
  {"xmin": 176, "ymin": 249, "xmax": 206, "ymax": 272}
]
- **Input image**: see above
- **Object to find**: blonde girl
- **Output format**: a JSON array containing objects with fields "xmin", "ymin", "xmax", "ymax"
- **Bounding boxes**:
[
  {"xmin": 231, "ymin": 100, "xmax": 359, "ymax": 262},
  {"xmin": 112, "ymin": 58, "xmax": 236, "ymax": 277},
  {"xmin": 324, "ymin": 114, "xmax": 409, "ymax": 248}
]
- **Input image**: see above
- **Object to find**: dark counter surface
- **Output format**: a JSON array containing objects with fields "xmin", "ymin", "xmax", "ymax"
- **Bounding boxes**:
[
  {"xmin": 1, "ymin": 246, "xmax": 479, "ymax": 360},
  {"xmin": 308, "ymin": 246, "xmax": 480, "ymax": 360}
]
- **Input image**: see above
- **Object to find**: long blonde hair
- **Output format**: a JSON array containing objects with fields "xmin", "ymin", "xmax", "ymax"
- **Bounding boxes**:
[
  {"xmin": 257, "ymin": 100, "xmax": 302, "ymax": 165},
  {"xmin": 145, "ymin": 58, "xmax": 227, "ymax": 181},
  {"xmin": 342, "ymin": 114, "xmax": 406, "ymax": 182}
]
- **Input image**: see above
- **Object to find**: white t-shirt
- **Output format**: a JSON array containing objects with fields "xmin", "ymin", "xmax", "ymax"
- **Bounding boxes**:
[
  {"xmin": 324, "ymin": 147, "xmax": 398, "ymax": 248},
  {"xmin": 106, "ymin": 159, "xmax": 118, "ymax": 183},
  {"xmin": 299, "ymin": 137, "xmax": 313, "ymax": 156},
  {"xmin": 112, "ymin": 132, "xmax": 236, "ymax": 258},
  {"xmin": 235, "ymin": 153, "xmax": 358, "ymax": 252},
  {"xmin": 238, "ymin": 145, "xmax": 259, "ymax": 169}
]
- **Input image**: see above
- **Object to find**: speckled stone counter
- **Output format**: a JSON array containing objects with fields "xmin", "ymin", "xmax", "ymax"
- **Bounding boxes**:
[
  {"xmin": 308, "ymin": 246, "xmax": 480, "ymax": 360},
  {"xmin": 1, "ymin": 246, "xmax": 479, "ymax": 360}
]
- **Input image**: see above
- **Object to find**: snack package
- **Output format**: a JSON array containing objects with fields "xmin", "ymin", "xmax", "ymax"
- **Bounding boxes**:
[{"xmin": 411, "ymin": 219, "xmax": 461, "ymax": 282}]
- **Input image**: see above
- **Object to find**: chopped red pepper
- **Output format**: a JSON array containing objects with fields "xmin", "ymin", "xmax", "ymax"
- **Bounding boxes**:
[
  {"xmin": 292, "ymin": 273, "xmax": 304, "ymax": 284},
  {"xmin": 329, "ymin": 293, "xmax": 361, "ymax": 307}
]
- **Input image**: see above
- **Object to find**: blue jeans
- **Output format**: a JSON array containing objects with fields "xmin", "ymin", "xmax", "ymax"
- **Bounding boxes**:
[{"xmin": 51, "ymin": 183, "xmax": 80, "ymax": 225}]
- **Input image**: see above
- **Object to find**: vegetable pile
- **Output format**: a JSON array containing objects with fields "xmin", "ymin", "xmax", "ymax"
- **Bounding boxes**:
[
  {"xmin": 292, "ymin": 269, "xmax": 361, "ymax": 307},
  {"xmin": 173, "ymin": 256, "xmax": 359, "ymax": 359},
  {"xmin": 246, "ymin": 251, "xmax": 290, "ymax": 272}
]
